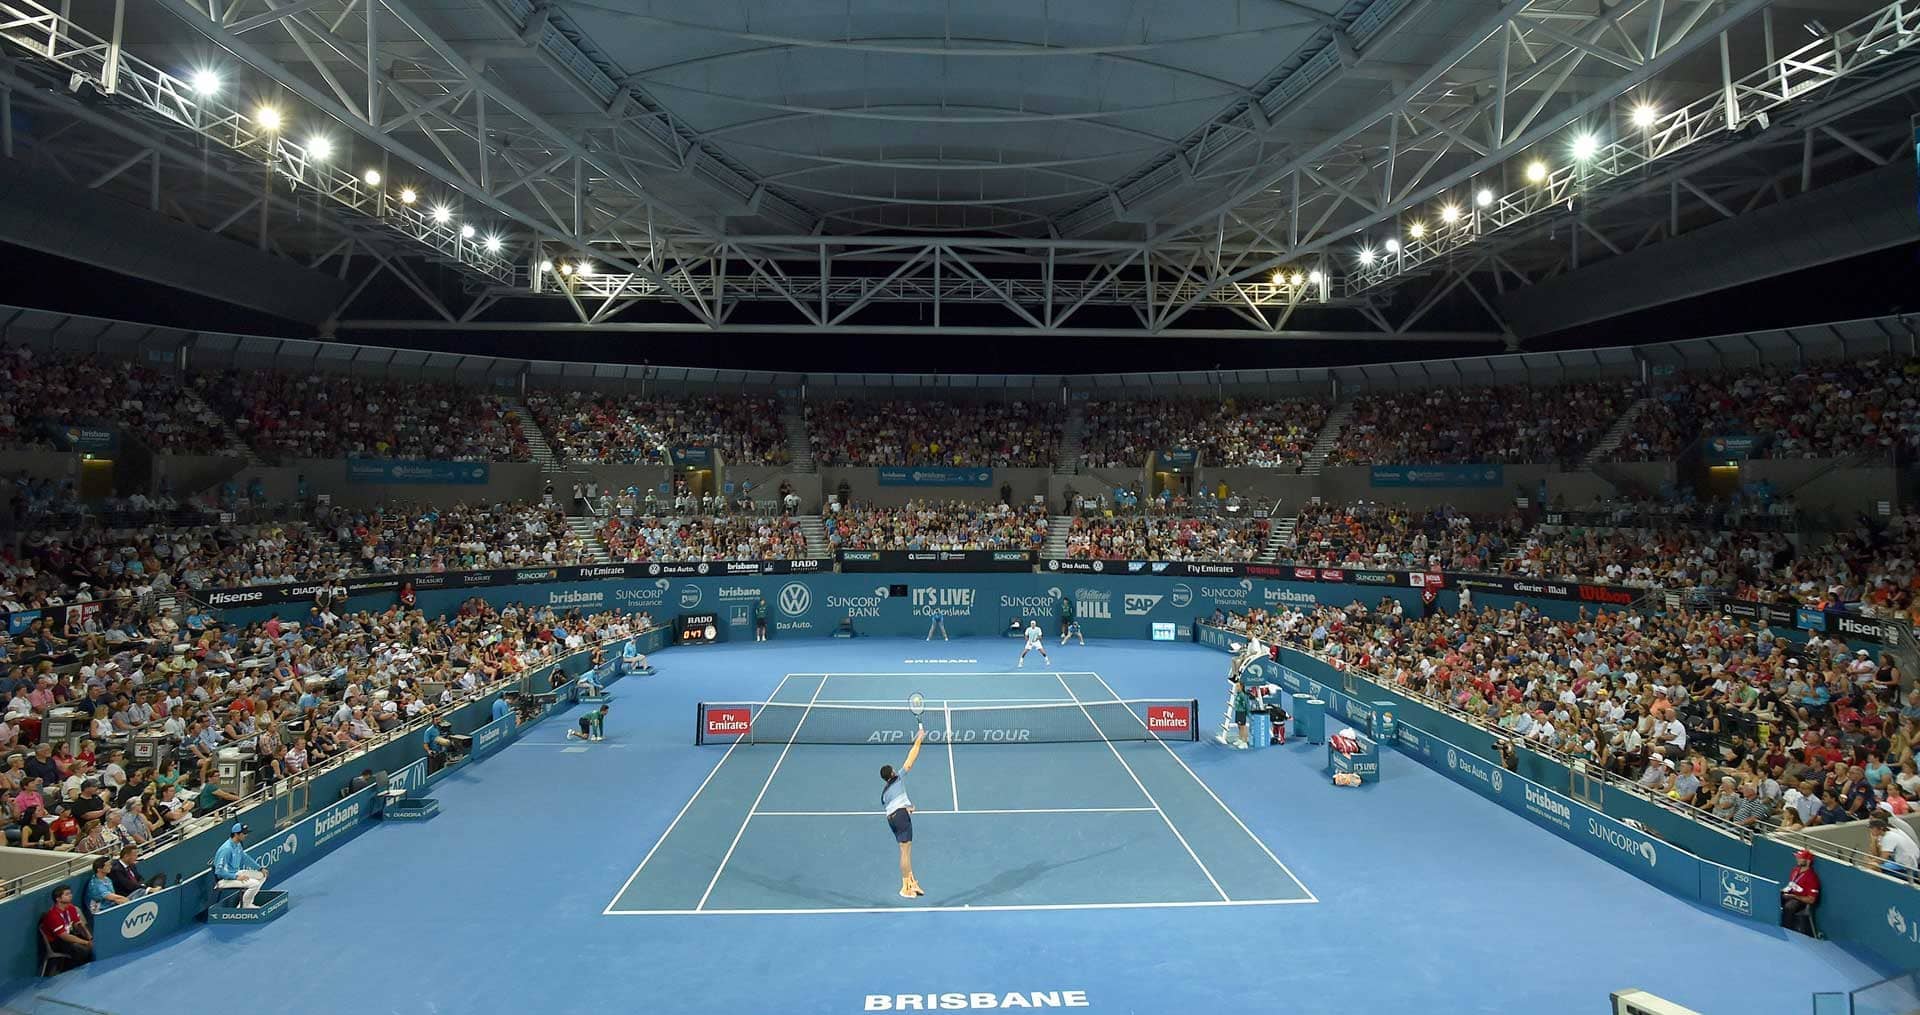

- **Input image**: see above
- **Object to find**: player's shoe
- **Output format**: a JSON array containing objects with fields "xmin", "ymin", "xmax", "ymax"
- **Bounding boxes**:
[
  {"xmin": 1017, "ymin": 659, "xmax": 1023, "ymax": 668},
  {"xmin": 1233, "ymin": 740, "xmax": 1249, "ymax": 750},
  {"xmin": 900, "ymin": 888, "xmax": 917, "ymax": 899}
]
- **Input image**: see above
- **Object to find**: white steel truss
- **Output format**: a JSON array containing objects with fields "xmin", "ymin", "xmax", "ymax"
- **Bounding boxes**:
[
  {"xmin": 0, "ymin": 0, "xmax": 1914, "ymax": 340},
  {"xmin": 1352, "ymin": 0, "xmax": 1920, "ymax": 289}
]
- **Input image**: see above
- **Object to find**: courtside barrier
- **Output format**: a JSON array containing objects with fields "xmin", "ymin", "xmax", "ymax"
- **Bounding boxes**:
[
  {"xmin": 0, "ymin": 630, "xmax": 660, "ymax": 986},
  {"xmin": 1194, "ymin": 622, "xmax": 1920, "ymax": 968},
  {"xmin": 1394, "ymin": 723, "xmax": 1781, "ymax": 926}
]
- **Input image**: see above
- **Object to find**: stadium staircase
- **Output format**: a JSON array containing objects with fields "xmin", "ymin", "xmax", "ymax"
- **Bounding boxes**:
[
  {"xmin": 1582, "ymin": 395, "xmax": 1653, "ymax": 467},
  {"xmin": 1053, "ymin": 404, "xmax": 1085, "ymax": 475},
  {"xmin": 565, "ymin": 512, "xmax": 615, "ymax": 564},
  {"xmin": 1258, "ymin": 511, "xmax": 1297, "ymax": 564},
  {"xmin": 1300, "ymin": 399, "xmax": 1354, "ymax": 476},
  {"xmin": 1042, "ymin": 515, "xmax": 1073, "ymax": 557},
  {"xmin": 782, "ymin": 410, "xmax": 817, "ymax": 474},
  {"xmin": 507, "ymin": 398, "xmax": 565, "ymax": 474},
  {"xmin": 796, "ymin": 514, "xmax": 830, "ymax": 556}
]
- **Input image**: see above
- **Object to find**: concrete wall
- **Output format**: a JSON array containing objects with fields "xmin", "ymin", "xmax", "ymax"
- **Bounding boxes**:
[
  {"xmin": 0, "ymin": 449, "xmax": 81, "ymax": 484},
  {"xmin": 121, "ymin": 451, "xmax": 1904, "ymax": 522},
  {"xmin": 1745, "ymin": 463, "xmax": 1899, "ymax": 514}
]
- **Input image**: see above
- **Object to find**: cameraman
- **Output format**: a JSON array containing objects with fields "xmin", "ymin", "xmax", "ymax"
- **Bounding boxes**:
[{"xmin": 423, "ymin": 719, "xmax": 457, "ymax": 773}]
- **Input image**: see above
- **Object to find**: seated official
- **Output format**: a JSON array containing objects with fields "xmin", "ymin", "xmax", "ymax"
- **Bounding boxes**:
[
  {"xmin": 108, "ymin": 843, "xmax": 145, "ymax": 900},
  {"xmin": 490, "ymin": 695, "xmax": 514, "ymax": 725},
  {"xmin": 213, "ymin": 822, "xmax": 269, "ymax": 908},
  {"xmin": 39, "ymin": 886, "xmax": 90, "ymax": 965},
  {"xmin": 85, "ymin": 857, "xmax": 131, "ymax": 914},
  {"xmin": 1781, "ymin": 849, "xmax": 1820, "ymax": 936}
]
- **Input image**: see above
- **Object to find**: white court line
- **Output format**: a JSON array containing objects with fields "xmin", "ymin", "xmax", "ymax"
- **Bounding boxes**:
[
  {"xmin": 790, "ymin": 672, "xmax": 1105, "ymax": 678},
  {"xmin": 944, "ymin": 700, "xmax": 959, "ymax": 811},
  {"xmin": 812, "ymin": 697, "xmax": 1074, "ymax": 704},
  {"xmin": 600, "ymin": 674, "xmax": 793, "ymax": 916},
  {"xmin": 752, "ymin": 807, "xmax": 1158, "ymax": 817},
  {"xmin": 1084, "ymin": 670, "xmax": 1319, "ymax": 904},
  {"xmin": 606, "ymin": 898, "xmax": 1316, "ymax": 916},
  {"xmin": 1052, "ymin": 673, "xmax": 1229, "ymax": 902},
  {"xmin": 695, "ymin": 675, "xmax": 826, "ymax": 910}
]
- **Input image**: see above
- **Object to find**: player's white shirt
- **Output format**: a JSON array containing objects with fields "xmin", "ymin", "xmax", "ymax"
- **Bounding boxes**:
[{"xmin": 1024, "ymin": 625, "xmax": 1044, "ymax": 647}]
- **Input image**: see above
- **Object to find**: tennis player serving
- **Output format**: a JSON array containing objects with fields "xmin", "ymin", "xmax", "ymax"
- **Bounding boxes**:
[{"xmin": 881, "ymin": 710, "xmax": 928, "ymax": 899}]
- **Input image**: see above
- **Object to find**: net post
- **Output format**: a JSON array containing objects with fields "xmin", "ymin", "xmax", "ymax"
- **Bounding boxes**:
[
  {"xmin": 694, "ymin": 700, "xmax": 704, "ymax": 746},
  {"xmin": 1188, "ymin": 699, "xmax": 1199, "ymax": 741}
]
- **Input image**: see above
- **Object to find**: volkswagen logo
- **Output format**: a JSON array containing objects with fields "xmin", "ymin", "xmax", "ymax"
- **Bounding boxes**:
[
  {"xmin": 778, "ymin": 582, "xmax": 811, "ymax": 617},
  {"xmin": 1491, "ymin": 770, "xmax": 1503, "ymax": 793},
  {"xmin": 1447, "ymin": 748, "xmax": 1458, "ymax": 769}
]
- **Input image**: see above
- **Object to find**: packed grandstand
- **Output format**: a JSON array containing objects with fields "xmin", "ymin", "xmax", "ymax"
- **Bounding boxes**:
[{"xmin": 0, "ymin": 329, "xmax": 1914, "ymax": 1006}]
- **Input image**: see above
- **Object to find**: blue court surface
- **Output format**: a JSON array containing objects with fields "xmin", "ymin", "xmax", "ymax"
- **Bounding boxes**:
[{"xmin": 13, "ymin": 638, "xmax": 1886, "ymax": 1015}]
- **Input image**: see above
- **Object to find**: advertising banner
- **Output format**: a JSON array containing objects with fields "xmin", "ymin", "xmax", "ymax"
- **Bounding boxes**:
[
  {"xmin": 1706, "ymin": 434, "xmax": 1766, "ymax": 459},
  {"xmin": 671, "ymin": 447, "xmax": 714, "ymax": 466},
  {"xmin": 876, "ymin": 466, "xmax": 995, "ymax": 487},
  {"xmin": 1158, "ymin": 448, "xmax": 1197, "ymax": 468},
  {"xmin": 41, "ymin": 423, "xmax": 120, "ymax": 453},
  {"xmin": 345, "ymin": 459, "xmax": 492, "ymax": 485},
  {"xmin": 1369, "ymin": 464, "xmax": 1504, "ymax": 488},
  {"xmin": 840, "ymin": 550, "xmax": 1032, "ymax": 573},
  {"xmin": 238, "ymin": 783, "xmax": 381, "ymax": 884},
  {"xmin": 91, "ymin": 871, "xmax": 212, "ymax": 961}
]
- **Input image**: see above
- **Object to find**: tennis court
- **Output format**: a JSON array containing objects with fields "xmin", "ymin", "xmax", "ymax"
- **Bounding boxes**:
[{"xmin": 605, "ymin": 671, "xmax": 1315, "ymax": 914}]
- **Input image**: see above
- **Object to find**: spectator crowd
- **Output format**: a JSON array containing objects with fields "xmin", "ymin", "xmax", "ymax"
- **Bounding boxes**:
[
  {"xmin": 525, "ymin": 391, "xmax": 788, "ymax": 465},
  {"xmin": 1223, "ymin": 596, "xmax": 1913, "ymax": 849},
  {"xmin": 0, "ymin": 586, "xmax": 652, "ymax": 929},
  {"xmin": 1080, "ymin": 398, "xmax": 1330, "ymax": 470},
  {"xmin": 1617, "ymin": 357, "xmax": 1920, "ymax": 461},
  {"xmin": 1063, "ymin": 512, "xmax": 1268, "ymax": 562},
  {"xmin": 0, "ymin": 348, "xmax": 230, "ymax": 455},
  {"xmin": 1332, "ymin": 381, "xmax": 1639, "ymax": 467},
  {"xmin": 824, "ymin": 500, "xmax": 1047, "ymax": 552},
  {"xmin": 1282, "ymin": 501, "xmax": 1515, "ymax": 571},
  {"xmin": 200, "ymin": 371, "xmax": 528, "ymax": 463},
  {"xmin": 807, "ymin": 400, "xmax": 1062, "ymax": 467},
  {"xmin": 599, "ymin": 514, "xmax": 808, "ymax": 561}
]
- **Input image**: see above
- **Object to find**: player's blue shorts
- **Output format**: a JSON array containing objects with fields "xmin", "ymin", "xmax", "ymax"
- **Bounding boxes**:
[{"xmin": 887, "ymin": 809, "xmax": 913, "ymax": 844}]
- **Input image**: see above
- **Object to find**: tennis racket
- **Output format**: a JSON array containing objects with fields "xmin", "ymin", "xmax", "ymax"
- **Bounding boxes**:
[{"xmin": 908, "ymin": 691, "xmax": 926, "ymax": 718}]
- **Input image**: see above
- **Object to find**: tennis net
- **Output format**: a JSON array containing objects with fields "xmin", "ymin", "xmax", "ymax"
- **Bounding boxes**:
[{"xmin": 694, "ymin": 698, "xmax": 1201, "ymax": 745}]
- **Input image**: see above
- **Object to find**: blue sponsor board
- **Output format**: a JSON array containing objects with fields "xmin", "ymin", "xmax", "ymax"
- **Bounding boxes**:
[
  {"xmin": 1796, "ymin": 607, "xmax": 1827, "ymax": 632},
  {"xmin": 1706, "ymin": 434, "xmax": 1765, "ymax": 459},
  {"xmin": 1158, "ymin": 448, "xmax": 1197, "ymax": 468},
  {"xmin": 91, "ymin": 872, "xmax": 211, "ymax": 960},
  {"xmin": 346, "ymin": 458, "xmax": 491, "ymax": 484},
  {"xmin": 877, "ymin": 466, "xmax": 995, "ymax": 487},
  {"xmin": 1370, "ymin": 464, "xmax": 1504, "ymax": 488},
  {"xmin": 672, "ymin": 446, "xmax": 714, "ymax": 466},
  {"xmin": 44, "ymin": 423, "xmax": 119, "ymax": 453},
  {"xmin": 5, "ymin": 609, "xmax": 40, "ymax": 635},
  {"xmin": 240, "ymin": 784, "xmax": 381, "ymax": 884}
]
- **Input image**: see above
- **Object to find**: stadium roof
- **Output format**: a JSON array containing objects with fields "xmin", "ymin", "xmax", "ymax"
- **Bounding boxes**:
[{"xmin": 2, "ymin": 0, "xmax": 1916, "ymax": 345}]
